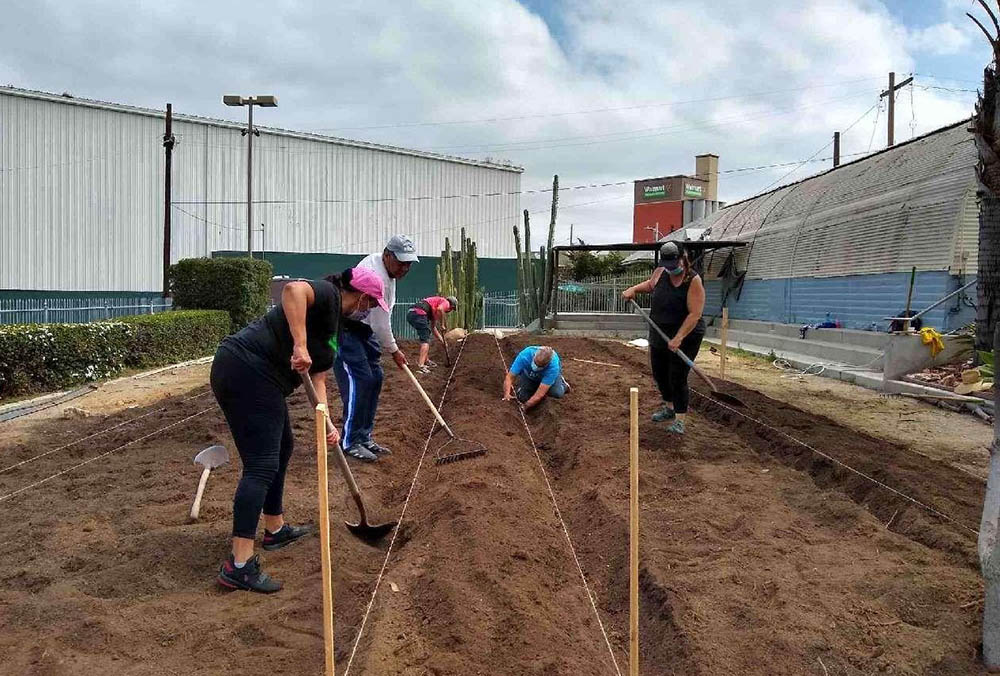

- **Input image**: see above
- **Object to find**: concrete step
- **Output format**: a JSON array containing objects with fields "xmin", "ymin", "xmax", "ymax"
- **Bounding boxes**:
[
  {"xmin": 703, "ymin": 335, "xmax": 887, "ymax": 389},
  {"xmin": 705, "ymin": 326, "xmax": 883, "ymax": 368},
  {"xmin": 706, "ymin": 318, "xmax": 891, "ymax": 350}
]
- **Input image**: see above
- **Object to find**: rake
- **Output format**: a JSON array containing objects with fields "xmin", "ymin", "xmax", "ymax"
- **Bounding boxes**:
[{"xmin": 401, "ymin": 365, "xmax": 488, "ymax": 465}]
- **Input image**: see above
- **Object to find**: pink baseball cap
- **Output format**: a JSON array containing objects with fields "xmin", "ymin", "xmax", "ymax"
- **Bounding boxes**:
[{"xmin": 349, "ymin": 267, "xmax": 390, "ymax": 312}]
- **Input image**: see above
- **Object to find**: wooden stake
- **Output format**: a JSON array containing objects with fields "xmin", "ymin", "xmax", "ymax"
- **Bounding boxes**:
[
  {"xmin": 629, "ymin": 387, "xmax": 639, "ymax": 676},
  {"xmin": 720, "ymin": 307, "xmax": 729, "ymax": 381},
  {"xmin": 315, "ymin": 404, "xmax": 335, "ymax": 676}
]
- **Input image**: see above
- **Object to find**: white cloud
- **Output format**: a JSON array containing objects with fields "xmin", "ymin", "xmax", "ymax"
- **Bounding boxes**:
[
  {"xmin": 0, "ymin": 0, "xmax": 981, "ymax": 246},
  {"xmin": 908, "ymin": 21, "xmax": 973, "ymax": 54}
]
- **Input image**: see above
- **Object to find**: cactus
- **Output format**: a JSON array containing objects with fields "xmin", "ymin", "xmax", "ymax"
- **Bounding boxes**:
[
  {"xmin": 511, "ymin": 175, "xmax": 559, "ymax": 328},
  {"xmin": 435, "ymin": 230, "xmax": 482, "ymax": 330},
  {"xmin": 538, "ymin": 175, "xmax": 558, "ymax": 321}
]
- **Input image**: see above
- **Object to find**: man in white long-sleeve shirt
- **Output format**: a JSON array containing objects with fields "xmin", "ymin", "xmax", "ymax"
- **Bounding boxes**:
[{"xmin": 333, "ymin": 235, "xmax": 417, "ymax": 462}]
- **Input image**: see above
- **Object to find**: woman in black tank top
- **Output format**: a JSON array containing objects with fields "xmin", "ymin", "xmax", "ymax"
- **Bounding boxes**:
[{"xmin": 623, "ymin": 242, "xmax": 706, "ymax": 435}]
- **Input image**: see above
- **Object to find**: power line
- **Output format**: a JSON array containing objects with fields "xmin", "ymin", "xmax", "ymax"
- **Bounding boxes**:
[
  {"xmin": 171, "ymin": 151, "xmax": 871, "ymax": 208},
  {"xmin": 420, "ymin": 91, "xmax": 878, "ymax": 153},
  {"xmin": 307, "ymin": 77, "xmax": 886, "ymax": 132},
  {"xmin": 756, "ymin": 98, "xmax": 880, "ymax": 195}
]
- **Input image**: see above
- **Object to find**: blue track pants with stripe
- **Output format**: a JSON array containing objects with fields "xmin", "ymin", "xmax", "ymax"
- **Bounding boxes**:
[{"xmin": 333, "ymin": 329, "xmax": 383, "ymax": 449}]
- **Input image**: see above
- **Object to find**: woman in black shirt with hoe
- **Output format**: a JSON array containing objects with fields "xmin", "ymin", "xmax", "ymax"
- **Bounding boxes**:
[
  {"xmin": 623, "ymin": 241, "xmax": 706, "ymax": 436},
  {"xmin": 211, "ymin": 267, "xmax": 388, "ymax": 593}
]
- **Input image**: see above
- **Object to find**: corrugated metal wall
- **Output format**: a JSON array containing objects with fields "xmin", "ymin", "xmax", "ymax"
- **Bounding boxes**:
[
  {"xmin": 698, "ymin": 121, "xmax": 976, "ymax": 282},
  {"xmin": 1, "ymin": 88, "xmax": 522, "ymax": 293}
]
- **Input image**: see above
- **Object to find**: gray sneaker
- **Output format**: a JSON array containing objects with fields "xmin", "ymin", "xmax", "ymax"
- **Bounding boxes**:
[
  {"xmin": 652, "ymin": 405, "xmax": 676, "ymax": 423},
  {"xmin": 342, "ymin": 443, "xmax": 377, "ymax": 462},
  {"xmin": 363, "ymin": 440, "xmax": 392, "ymax": 456},
  {"xmin": 667, "ymin": 419, "xmax": 685, "ymax": 435}
]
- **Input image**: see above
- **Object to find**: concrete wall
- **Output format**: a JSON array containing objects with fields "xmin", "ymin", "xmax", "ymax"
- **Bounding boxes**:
[{"xmin": 704, "ymin": 270, "xmax": 976, "ymax": 331}]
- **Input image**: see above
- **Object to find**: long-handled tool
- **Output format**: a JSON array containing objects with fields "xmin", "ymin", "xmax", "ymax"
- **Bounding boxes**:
[
  {"xmin": 189, "ymin": 444, "xmax": 229, "ymax": 520},
  {"xmin": 313, "ymin": 404, "xmax": 336, "ymax": 676},
  {"xmin": 299, "ymin": 372, "xmax": 397, "ymax": 541},
  {"xmin": 401, "ymin": 364, "xmax": 487, "ymax": 464},
  {"xmin": 630, "ymin": 299, "xmax": 745, "ymax": 407}
]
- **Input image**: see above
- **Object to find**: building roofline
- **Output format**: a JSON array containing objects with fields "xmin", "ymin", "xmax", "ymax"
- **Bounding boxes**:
[
  {"xmin": 0, "ymin": 85, "xmax": 524, "ymax": 174},
  {"xmin": 633, "ymin": 174, "xmax": 704, "ymax": 183},
  {"xmin": 719, "ymin": 117, "xmax": 973, "ymax": 211}
]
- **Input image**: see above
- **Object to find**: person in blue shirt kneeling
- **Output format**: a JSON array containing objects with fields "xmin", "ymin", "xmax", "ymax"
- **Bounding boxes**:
[{"xmin": 502, "ymin": 345, "xmax": 571, "ymax": 410}]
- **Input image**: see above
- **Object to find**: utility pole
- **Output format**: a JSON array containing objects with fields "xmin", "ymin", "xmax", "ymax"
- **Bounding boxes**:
[
  {"xmin": 246, "ymin": 103, "xmax": 254, "ymax": 256},
  {"xmin": 880, "ymin": 71, "xmax": 913, "ymax": 147},
  {"xmin": 162, "ymin": 103, "xmax": 175, "ymax": 297},
  {"xmin": 224, "ymin": 95, "xmax": 277, "ymax": 257},
  {"xmin": 569, "ymin": 223, "xmax": 574, "ymax": 245},
  {"xmin": 833, "ymin": 131, "xmax": 840, "ymax": 167}
]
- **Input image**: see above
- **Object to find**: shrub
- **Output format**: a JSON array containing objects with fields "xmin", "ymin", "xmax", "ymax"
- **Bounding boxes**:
[
  {"xmin": 0, "ymin": 310, "xmax": 230, "ymax": 399},
  {"xmin": 119, "ymin": 310, "xmax": 231, "ymax": 368},
  {"xmin": 169, "ymin": 257, "xmax": 273, "ymax": 331}
]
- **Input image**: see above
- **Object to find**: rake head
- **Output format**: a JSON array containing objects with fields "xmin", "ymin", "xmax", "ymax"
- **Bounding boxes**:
[{"xmin": 434, "ymin": 437, "xmax": 488, "ymax": 466}]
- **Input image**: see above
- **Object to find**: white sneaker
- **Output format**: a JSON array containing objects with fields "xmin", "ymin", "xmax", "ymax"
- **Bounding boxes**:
[{"xmin": 417, "ymin": 365, "xmax": 431, "ymax": 374}]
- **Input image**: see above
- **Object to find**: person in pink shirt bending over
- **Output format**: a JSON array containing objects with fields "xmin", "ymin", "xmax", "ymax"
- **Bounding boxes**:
[{"xmin": 406, "ymin": 295, "xmax": 458, "ymax": 373}]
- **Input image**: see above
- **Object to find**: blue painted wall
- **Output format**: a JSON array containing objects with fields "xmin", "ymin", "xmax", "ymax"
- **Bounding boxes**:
[{"xmin": 704, "ymin": 271, "xmax": 976, "ymax": 331}]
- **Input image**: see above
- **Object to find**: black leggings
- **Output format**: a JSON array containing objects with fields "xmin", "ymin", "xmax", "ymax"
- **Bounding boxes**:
[
  {"xmin": 649, "ymin": 332, "xmax": 704, "ymax": 414},
  {"xmin": 211, "ymin": 348, "xmax": 294, "ymax": 539}
]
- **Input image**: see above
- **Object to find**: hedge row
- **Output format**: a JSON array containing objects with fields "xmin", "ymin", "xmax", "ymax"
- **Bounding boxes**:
[
  {"xmin": 0, "ymin": 310, "xmax": 230, "ymax": 399},
  {"xmin": 170, "ymin": 257, "xmax": 273, "ymax": 331}
]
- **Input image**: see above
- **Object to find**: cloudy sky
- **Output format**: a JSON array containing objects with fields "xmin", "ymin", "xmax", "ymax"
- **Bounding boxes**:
[{"xmin": 0, "ymin": 0, "xmax": 991, "ymax": 245}]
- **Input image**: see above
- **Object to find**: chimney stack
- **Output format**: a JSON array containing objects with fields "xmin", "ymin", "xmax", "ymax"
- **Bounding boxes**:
[{"xmin": 695, "ymin": 153, "xmax": 718, "ymax": 202}]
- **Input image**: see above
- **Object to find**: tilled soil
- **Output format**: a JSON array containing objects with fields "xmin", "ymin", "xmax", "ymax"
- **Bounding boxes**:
[{"xmin": 0, "ymin": 335, "xmax": 987, "ymax": 675}]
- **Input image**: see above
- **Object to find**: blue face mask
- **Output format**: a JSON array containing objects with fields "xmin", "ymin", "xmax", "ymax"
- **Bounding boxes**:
[
  {"xmin": 348, "ymin": 309, "xmax": 371, "ymax": 321},
  {"xmin": 530, "ymin": 360, "xmax": 543, "ymax": 372},
  {"xmin": 667, "ymin": 264, "xmax": 684, "ymax": 276}
]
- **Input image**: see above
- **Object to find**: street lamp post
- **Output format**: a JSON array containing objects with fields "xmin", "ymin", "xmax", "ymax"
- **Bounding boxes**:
[
  {"xmin": 223, "ymin": 94, "xmax": 277, "ymax": 257},
  {"xmin": 644, "ymin": 222, "xmax": 660, "ymax": 243}
]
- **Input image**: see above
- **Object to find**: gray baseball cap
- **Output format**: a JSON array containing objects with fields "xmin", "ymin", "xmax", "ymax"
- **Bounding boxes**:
[
  {"xmin": 659, "ymin": 241, "xmax": 681, "ymax": 265},
  {"xmin": 385, "ymin": 234, "xmax": 419, "ymax": 262}
]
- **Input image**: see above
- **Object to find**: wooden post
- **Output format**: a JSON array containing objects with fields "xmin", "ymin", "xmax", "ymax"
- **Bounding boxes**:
[
  {"xmin": 720, "ymin": 307, "xmax": 729, "ymax": 380},
  {"xmin": 315, "ymin": 404, "xmax": 335, "ymax": 676},
  {"xmin": 903, "ymin": 265, "xmax": 916, "ymax": 333},
  {"xmin": 887, "ymin": 71, "xmax": 895, "ymax": 147},
  {"xmin": 629, "ymin": 387, "xmax": 639, "ymax": 676}
]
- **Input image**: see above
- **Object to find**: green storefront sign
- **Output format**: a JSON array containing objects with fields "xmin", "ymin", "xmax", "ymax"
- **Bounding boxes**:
[
  {"xmin": 683, "ymin": 183, "xmax": 704, "ymax": 198},
  {"xmin": 643, "ymin": 185, "xmax": 666, "ymax": 199}
]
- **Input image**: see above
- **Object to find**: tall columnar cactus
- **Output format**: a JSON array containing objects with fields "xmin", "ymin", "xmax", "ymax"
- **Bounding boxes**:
[
  {"xmin": 435, "ymin": 230, "xmax": 482, "ymax": 330},
  {"xmin": 511, "ymin": 175, "xmax": 559, "ymax": 328},
  {"xmin": 513, "ymin": 221, "xmax": 530, "ymax": 323},
  {"xmin": 538, "ymin": 175, "xmax": 559, "ymax": 321}
]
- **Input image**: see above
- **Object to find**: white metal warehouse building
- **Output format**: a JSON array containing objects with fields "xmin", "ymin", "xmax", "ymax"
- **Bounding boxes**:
[{"xmin": 0, "ymin": 86, "xmax": 522, "ymax": 302}]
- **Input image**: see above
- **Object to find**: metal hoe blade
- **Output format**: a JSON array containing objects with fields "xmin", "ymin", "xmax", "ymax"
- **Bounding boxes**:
[{"xmin": 194, "ymin": 444, "xmax": 229, "ymax": 469}]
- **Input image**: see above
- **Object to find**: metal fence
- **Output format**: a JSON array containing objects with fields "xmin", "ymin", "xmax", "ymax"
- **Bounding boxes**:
[
  {"xmin": 390, "ymin": 292, "xmax": 522, "ymax": 339},
  {"xmin": 553, "ymin": 270, "xmax": 652, "ymax": 314},
  {"xmin": 0, "ymin": 296, "xmax": 173, "ymax": 325}
]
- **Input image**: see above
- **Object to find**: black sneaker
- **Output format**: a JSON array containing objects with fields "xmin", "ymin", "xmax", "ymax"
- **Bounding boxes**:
[
  {"xmin": 217, "ymin": 554, "xmax": 282, "ymax": 593},
  {"xmin": 363, "ymin": 440, "xmax": 392, "ymax": 456},
  {"xmin": 262, "ymin": 524, "xmax": 313, "ymax": 551},
  {"xmin": 343, "ymin": 443, "xmax": 378, "ymax": 462}
]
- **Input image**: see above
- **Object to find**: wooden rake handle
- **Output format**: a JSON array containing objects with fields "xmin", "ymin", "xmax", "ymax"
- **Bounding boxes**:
[{"xmin": 401, "ymin": 365, "xmax": 455, "ymax": 438}]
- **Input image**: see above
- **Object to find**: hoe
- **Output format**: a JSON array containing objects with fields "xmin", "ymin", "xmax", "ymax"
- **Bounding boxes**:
[{"xmin": 300, "ymin": 372, "xmax": 397, "ymax": 541}]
